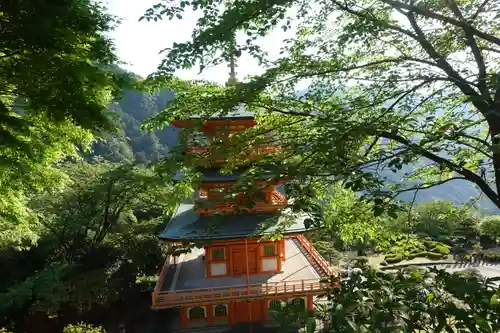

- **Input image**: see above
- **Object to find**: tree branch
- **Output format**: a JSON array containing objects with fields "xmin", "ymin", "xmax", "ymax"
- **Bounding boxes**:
[
  {"xmin": 405, "ymin": 9, "xmax": 489, "ymax": 112},
  {"xmin": 445, "ymin": 0, "xmax": 490, "ymax": 102},
  {"xmin": 469, "ymin": 0, "xmax": 489, "ymax": 21},
  {"xmin": 381, "ymin": 0, "xmax": 500, "ymax": 47},
  {"xmin": 378, "ymin": 130, "xmax": 500, "ymax": 208},
  {"xmin": 395, "ymin": 176, "xmax": 467, "ymax": 194}
]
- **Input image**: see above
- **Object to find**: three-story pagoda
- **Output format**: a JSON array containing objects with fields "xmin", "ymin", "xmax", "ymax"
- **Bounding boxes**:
[{"xmin": 151, "ymin": 110, "xmax": 336, "ymax": 331}]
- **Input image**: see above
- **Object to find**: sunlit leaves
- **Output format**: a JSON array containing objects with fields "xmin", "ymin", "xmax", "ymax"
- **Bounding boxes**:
[{"xmin": 146, "ymin": 0, "xmax": 500, "ymax": 209}]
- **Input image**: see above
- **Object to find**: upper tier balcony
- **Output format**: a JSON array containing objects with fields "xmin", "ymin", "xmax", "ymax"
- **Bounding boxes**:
[
  {"xmin": 195, "ymin": 190, "xmax": 288, "ymax": 215},
  {"xmin": 186, "ymin": 145, "xmax": 281, "ymax": 167}
]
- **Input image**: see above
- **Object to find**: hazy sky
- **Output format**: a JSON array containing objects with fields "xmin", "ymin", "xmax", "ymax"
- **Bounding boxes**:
[{"xmin": 105, "ymin": 0, "xmax": 293, "ymax": 84}]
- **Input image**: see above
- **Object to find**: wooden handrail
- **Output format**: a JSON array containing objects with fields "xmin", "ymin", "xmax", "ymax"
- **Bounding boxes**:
[
  {"xmin": 152, "ymin": 255, "xmax": 175, "ymax": 307},
  {"xmin": 196, "ymin": 200, "xmax": 286, "ymax": 215},
  {"xmin": 270, "ymin": 191, "xmax": 287, "ymax": 204},
  {"xmin": 152, "ymin": 278, "xmax": 327, "ymax": 308},
  {"xmin": 187, "ymin": 145, "xmax": 281, "ymax": 166},
  {"xmin": 151, "ymin": 236, "xmax": 338, "ymax": 309},
  {"xmin": 296, "ymin": 235, "xmax": 337, "ymax": 276}
]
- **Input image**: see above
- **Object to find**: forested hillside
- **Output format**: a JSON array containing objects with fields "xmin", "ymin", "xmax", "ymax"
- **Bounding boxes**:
[{"xmin": 90, "ymin": 87, "xmax": 178, "ymax": 164}]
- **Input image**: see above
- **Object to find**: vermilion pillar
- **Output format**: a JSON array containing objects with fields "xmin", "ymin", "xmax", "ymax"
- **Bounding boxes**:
[
  {"xmin": 207, "ymin": 304, "xmax": 214, "ymax": 326},
  {"xmin": 307, "ymin": 295, "xmax": 314, "ymax": 310},
  {"xmin": 180, "ymin": 307, "xmax": 188, "ymax": 328}
]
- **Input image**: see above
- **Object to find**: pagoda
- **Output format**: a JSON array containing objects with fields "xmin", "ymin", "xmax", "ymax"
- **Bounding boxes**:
[{"xmin": 151, "ymin": 50, "xmax": 336, "ymax": 331}]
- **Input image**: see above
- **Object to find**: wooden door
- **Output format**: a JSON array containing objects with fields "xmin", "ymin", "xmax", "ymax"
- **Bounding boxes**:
[
  {"xmin": 231, "ymin": 247, "xmax": 258, "ymax": 275},
  {"xmin": 234, "ymin": 300, "xmax": 263, "ymax": 323},
  {"xmin": 247, "ymin": 247, "xmax": 258, "ymax": 274},
  {"xmin": 232, "ymin": 249, "xmax": 245, "ymax": 275}
]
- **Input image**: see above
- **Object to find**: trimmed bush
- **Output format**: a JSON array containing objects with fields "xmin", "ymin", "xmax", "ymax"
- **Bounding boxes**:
[
  {"xmin": 483, "ymin": 252, "xmax": 500, "ymax": 262},
  {"xmin": 433, "ymin": 245, "xmax": 451, "ymax": 255},
  {"xmin": 408, "ymin": 251, "xmax": 429, "ymax": 259},
  {"xmin": 385, "ymin": 255, "xmax": 404, "ymax": 264},
  {"xmin": 425, "ymin": 252, "xmax": 444, "ymax": 260}
]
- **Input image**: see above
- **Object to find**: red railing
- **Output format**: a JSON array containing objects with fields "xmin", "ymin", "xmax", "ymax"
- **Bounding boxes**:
[
  {"xmin": 270, "ymin": 191, "xmax": 287, "ymax": 204},
  {"xmin": 196, "ymin": 196, "xmax": 287, "ymax": 215},
  {"xmin": 151, "ymin": 236, "xmax": 338, "ymax": 309},
  {"xmin": 296, "ymin": 235, "xmax": 337, "ymax": 276},
  {"xmin": 152, "ymin": 279, "xmax": 326, "ymax": 309},
  {"xmin": 154, "ymin": 255, "xmax": 174, "ymax": 293},
  {"xmin": 187, "ymin": 145, "xmax": 281, "ymax": 166}
]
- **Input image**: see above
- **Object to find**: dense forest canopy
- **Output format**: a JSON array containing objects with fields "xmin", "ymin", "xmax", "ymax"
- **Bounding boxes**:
[
  {"xmin": 0, "ymin": 1, "xmax": 187, "ymax": 331},
  {"xmin": 144, "ymin": 0, "xmax": 500, "ymax": 217}
]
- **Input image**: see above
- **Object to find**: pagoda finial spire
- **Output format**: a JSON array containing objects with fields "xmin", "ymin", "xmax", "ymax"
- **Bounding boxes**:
[{"xmin": 226, "ymin": 34, "xmax": 238, "ymax": 87}]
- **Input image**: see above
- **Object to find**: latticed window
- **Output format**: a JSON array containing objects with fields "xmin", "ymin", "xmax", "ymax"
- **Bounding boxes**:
[
  {"xmin": 269, "ymin": 300, "xmax": 282, "ymax": 310},
  {"xmin": 214, "ymin": 304, "xmax": 228, "ymax": 316},
  {"xmin": 291, "ymin": 298, "xmax": 305, "ymax": 309},
  {"xmin": 189, "ymin": 307, "xmax": 205, "ymax": 319},
  {"xmin": 211, "ymin": 248, "xmax": 225, "ymax": 260},
  {"xmin": 263, "ymin": 244, "xmax": 276, "ymax": 256}
]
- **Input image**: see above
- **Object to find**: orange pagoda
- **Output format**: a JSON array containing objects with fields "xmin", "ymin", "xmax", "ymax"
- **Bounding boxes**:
[{"xmin": 150, "ymin": 109, "xmax": 337, "ymax": 331}]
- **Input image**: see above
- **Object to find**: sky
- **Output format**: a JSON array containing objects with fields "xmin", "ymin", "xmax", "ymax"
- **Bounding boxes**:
[{"xmin": 105, "ymin": 0, "xmax": 294, "ymax": 84}]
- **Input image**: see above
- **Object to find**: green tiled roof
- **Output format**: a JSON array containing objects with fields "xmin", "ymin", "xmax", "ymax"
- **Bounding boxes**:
[
  {"xmin": 183, "ymin": 106, "xmax": 254, "ymax": 120},
  {"xmin": 159, "ymin": 203, "xmax": 309, "ymax": 241}
]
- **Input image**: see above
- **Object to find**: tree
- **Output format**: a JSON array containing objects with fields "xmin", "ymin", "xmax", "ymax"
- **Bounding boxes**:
[
  {"xmin": 0, "ymin": 0, "xmax": 133, "ymax": 243},
  {"xmin": 143, "ymin": 0, "xmax": 500, "ymax": 214},
  {"xmin": 412, "ymin": 201, "xmax": 479, "ymax": 241},
  {"xmin": 479, "ymin": 215, "xmax": 500, "ymax": 242},
  {"xmin": 317, "ymin": 182, "xmax": 384, "ymax": 255},
  {"xmin": 0, "ymin": 161, "xmax": 189, "ymax": 325}
]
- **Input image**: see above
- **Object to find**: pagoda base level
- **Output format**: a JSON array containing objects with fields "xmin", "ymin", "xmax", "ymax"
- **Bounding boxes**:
[{"xmin": 172, "ymin": 295, "xmax": 314, "ymax": 330}]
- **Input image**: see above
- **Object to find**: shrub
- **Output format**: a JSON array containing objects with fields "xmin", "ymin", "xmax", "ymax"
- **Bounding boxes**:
[
  {"xmin": 479, "ymin": 235, "xmax": 496, "ymax": 248},
  {"xmin": 483, "ymin": 252, "xmax": 500, "ymax": 262},
  {"xmin": 408, "ymin": 251, "xmax": 429, "ymax": 259},
  {"xmin": 425, "ymin": 252, "xmax": 445, "ymax": 260},
  {"xmin": 385, "ymin": 255, "xmax": 404, "ymax": 264},
  {"xmin": 433, "ymin": 245, "xmax": 451, "ymax": 255},
  {"xmin": 479, "ymin": 216, "xmax": 500, "ymax": 241},
  {"xmin": 63, "ymin": 323, "xmax": 104, "ymax": 333},
  {"xmin": 457, "ymin": 253, "xmax": 473, "ymax": 261}
]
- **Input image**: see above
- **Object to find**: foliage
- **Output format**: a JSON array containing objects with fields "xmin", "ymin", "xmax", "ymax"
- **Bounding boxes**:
[
  {"xmin": 377, "ymin": 234, "xmax": 451, "ymax": 264},
  {"xmin": 269, "ymin": 301, "xmax": 316, "ymax": 333},
  {"xmin": 91, "ymin": 88, "xmax": 178, "ymax": 164},
  {"xmin": 145, "ymin": 0, "xmax": 500, "ymax": 217},
  {"xmin": 305, "ymin": 262, "xmax": 500, "ymax": 332},
  {"xmin": 479, "ymin": 216, "xmax": 500, "ymax": 241},
  {"xmin": 0, "ymin": 162, "xmax": 187, "ymax": 327},
  {"xmin": 411, "ymin": 201, "xmax": 479, "ymax": 242},
  {"xmin": 63, "ymin": 323, "xmax": 104, "ymax": 333},
  {"xmin": 316, "ymin": 182, "xmax": 386, "ymax": 255},
  {"xmin": 0, "ymin": 0, "xmax": 132, "ymax": 247}
]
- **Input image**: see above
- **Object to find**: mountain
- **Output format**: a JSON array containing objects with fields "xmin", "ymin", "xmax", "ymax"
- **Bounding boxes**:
[{"xmin": 90, "ymin": 87, "xmax": 179, "ymax": 164}]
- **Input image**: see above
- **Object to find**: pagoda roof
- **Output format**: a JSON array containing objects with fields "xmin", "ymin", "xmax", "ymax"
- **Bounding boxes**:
[
  {"xmin": 178, "ymin": 106, "xmax": 254, "ymax": 121},
  {"xmin": 173, "ymin": 168, "xmax": 279, "ymax": 183},
  {"xmin": 159, "ymin": 203, "xmax": 310, "ymax": 241}
]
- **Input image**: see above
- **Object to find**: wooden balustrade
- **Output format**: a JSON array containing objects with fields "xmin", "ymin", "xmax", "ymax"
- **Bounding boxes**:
[
  {"xmin": 152, "ymin": 279, "xmax": 326, "ymax": 308},
  {"xmin": 270, "ymin": 191, "xmax": 287, "ymax": 204},
  {"xmin": 296, "ymin": 235, "xmax": 337, "ymax": 276},
  {"xmin": 154, "ymin": 255, "xmax": 174, "ymax": 293},
  {"xmin": 196, "ymin": 196, "xmax": 287, "ymax": 215},
  {"xmin": 187, "ymin": 145, "xmax": 281, "ymax": 166},
  {"xmin": 151, "ymin": 236, "xmax": 338, "ymax": 309}
]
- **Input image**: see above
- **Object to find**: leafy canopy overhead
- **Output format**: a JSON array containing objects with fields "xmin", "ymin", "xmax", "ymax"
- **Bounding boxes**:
[
  {"xmin": 144, "ymin": 0, "xmax": 500, "ymax": 214},
  {"xmin": 0, "ymin": 0, "xmax": 131, "ymax": 240}
]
